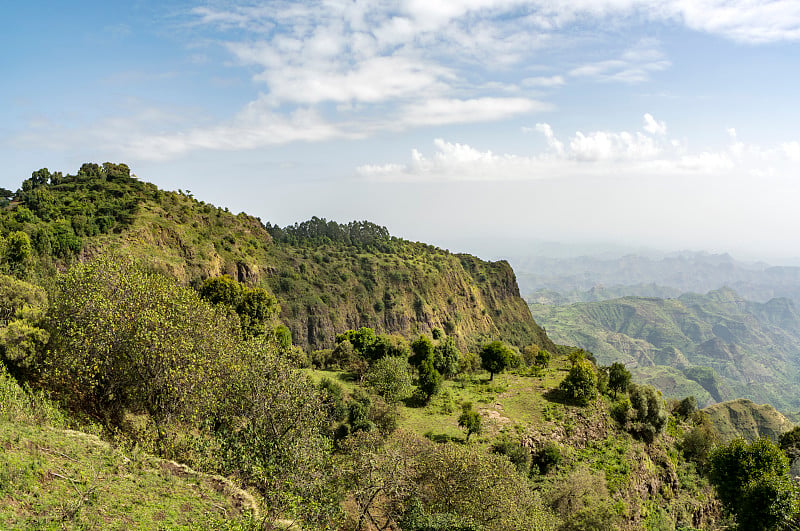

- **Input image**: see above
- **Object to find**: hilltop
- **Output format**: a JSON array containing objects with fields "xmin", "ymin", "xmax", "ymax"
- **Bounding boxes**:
[{"xmin": 1, "ymin": 163, "xmax": 551, "ymax": 353}]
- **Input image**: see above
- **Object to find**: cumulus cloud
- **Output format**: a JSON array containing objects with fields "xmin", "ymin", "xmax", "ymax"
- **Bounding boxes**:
[
  {"xmin": 37, "ymin": 0, "xmax": 798, "ymax": 159},
  {"xmin": 357, "ymin": 114, "xmax": 799, "ymax": 182},
  {"xmin": 643, "ymin": 113, "xmax": 667, "ymax": 135}
]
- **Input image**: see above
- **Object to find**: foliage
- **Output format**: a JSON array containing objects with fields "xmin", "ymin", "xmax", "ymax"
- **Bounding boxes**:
[
  {"xmin": 2, "ymin": 231, "xmax": 33, "ymax": 276},
  {"xmin": 410, "ymin": 334, "xmax": 435, "ymax": 367},
  {"xmin": 622, "ymin": 384, "xmax": 668, "ymax": 443},
  {"xmin": 457, "ymin": 402, "xmax": 482, "ymax": 442},
  {"xmin": 213, "ymin": 339, "xmax": 339, "ymax": 525},
  {"xmin": 535, "ymin": 349, "xmax": 551, "ymax": 368},
  {"xmin": 779, "ymin": 425, "xmax": 800, "ymax": 458},
  {"xmin": 674, "ymin": 396, "xmax": 698, "ymax": 419},
  {"xmin": 607, "ymin": 362, "xmax": 631, "ymax": 399},
  {"xmin": 266, "ymin": 216, "xmax": 393, "ymax": 251},
  {"xmin": 411, "ymin": 442, "xmax": 559, "ymax": 531},
  {"xmin": 0, "ymin": 274, "xmax": 49, "ymax": 372},
  {"xmin": 365, "ymin": 356, "xmax": 413, "ymax": 403},
  {"xmin": 480, "ymin": 340, "xmax": 515, "ymax": 380},
  {"xmin": 681, "ymin": 414, "xmax": 720, "ymax": 469},
  {"xmin": 559, "ymin": 358, "xmax": 598, "ymax": 406},
  {"xmin": 198, "ymin": 274, "xmax": 279, "ymax": 339},
  {"xmin": 532, "ymin": 442, "xmax": 562, "ymax": 475},
  {"xmin": 491, "ymin": 437, "xmax": 531, "ymax": 476},
  {"xmin": 417, "ymin": 359, "xmax": 443, "ymax": 403},
  {"xmin": 546, "ymin": 466, "xmax": 620, "ymax": 530},
  {"xmin": 433, "ymin": 336, "xmax": 460, "ymax": 378},
  {"xmin": 44, "ymin": 255, "xmax": 238, "ymax": 429},
  {"xmin": 708, "ymin": 436, "xmax": 800, "ymax": 530}
]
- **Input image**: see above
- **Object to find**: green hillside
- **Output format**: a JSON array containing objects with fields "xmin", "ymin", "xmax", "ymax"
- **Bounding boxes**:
[
  {"xmin": 0, "ymin": 365, "xmax": 255, "ymax": 529},
  {"xmin": 4, "ymin": 163, "xmax": 800, "ymax": 530},
  {"xmin": 529, "ymin": 288, "xmax": 800, "ymax": 413},
  {"xmin": 704, "ymin": 399, "xmax": 794, "ymax": 443},
  {"xmin": 0, "ymin": 163, "xmax": 551, "ymax": 353}
]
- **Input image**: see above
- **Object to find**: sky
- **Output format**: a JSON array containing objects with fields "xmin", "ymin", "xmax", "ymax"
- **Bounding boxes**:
[{"xmin": 2, "ymin": 1, "xmax": 800, "ymax": 263}]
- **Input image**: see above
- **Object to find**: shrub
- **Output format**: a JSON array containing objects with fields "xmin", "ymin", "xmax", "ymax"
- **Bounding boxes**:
[
  {"xmin": 532, "ymin": 442, "xmax": 562, "ymax": 475},
  {"xmin": 365, "ymin": 356, "xmax": 413, "ymax": 403},
  {"xmin": 624, "ymin": 384, "xmax": 668, "ymax": 443},
  {"xmin": 559, "ymin": 358, "xmax": 597, "ymax": 406},
  {"xmin": 458, "ymin": 402, "xmax": 482, "ymax": 442}
]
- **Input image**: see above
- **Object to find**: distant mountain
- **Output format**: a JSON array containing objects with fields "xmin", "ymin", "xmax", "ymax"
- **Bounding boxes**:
[
  {"xmin": 704, "ymin": 399, "xmax": 794, "ymax": 443},
  {"xmin": 529, "ymin": 288, "xmax": 800, "ymax": 414},
  {"xmin": 511, "ymin": 252, "xmax": 800, "ymax": 305}
]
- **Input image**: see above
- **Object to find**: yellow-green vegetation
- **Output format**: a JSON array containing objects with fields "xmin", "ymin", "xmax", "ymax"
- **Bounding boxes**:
[
  {"xmin": 0, "ymin": 365, "xmax": 253, "ymax": 530},
  {"xmin": 0, "ymin": 163, "xmax": 551, "ymax": 354},
  {"xmin": 3, "ymin": 163, "xmax": 800, "ymax": 530},
  {"xmin": 704, "ymin": 398, "xmax": 795, "ymax": 443},
  {"xmin": 529, "ymin": 287, "xmax": 800, "ymax": 412},
  {"xmin": 310, "ymin": 346, "xmax": 725, "ymax": 530}
]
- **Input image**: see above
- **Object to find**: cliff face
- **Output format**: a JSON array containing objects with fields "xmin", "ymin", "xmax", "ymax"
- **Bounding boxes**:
[
  {"xmin": 6, "ymin": 169, "xmax": 552, "ymax": 353},
  {"xmin": 119, "ymin": 211, "xmax": 553, "ymax": 351},
  {"xmin": 268, "ymin": 246, "xmax": 555, "ymax": 352}
]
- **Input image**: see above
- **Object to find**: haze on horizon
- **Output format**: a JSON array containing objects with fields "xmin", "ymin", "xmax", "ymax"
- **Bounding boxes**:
[{"xmin": 2, "ymin": 1, "xmax": 799, "ymax": 265}]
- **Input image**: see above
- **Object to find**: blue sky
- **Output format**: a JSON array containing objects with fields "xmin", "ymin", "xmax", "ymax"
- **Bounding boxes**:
[{"xmin": 3, "ymin": 1, "xmax": 800, "ymax": 262}]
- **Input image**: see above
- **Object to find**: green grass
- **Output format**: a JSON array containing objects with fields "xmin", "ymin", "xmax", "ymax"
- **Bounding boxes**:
[
  {"xmin": 0, "ymin": 365, "xmax": 255, "ymax": 529},
  {"xmin": 0, "ymin": 421, "xmax": 255, "ymax": 529}
]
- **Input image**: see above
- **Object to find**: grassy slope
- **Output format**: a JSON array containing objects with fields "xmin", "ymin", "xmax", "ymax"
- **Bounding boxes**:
[
  {"xmin": 0, "ymin": 366, "xmax": 255, "ymax": 529},
  {"xmin": 529, "ymin": 288, "xmax": 800, "ymax": 413},
  {"xmin": 703, "ymin": 398, "xmax": 795, "ymax": 443},
  {"xmin": 310, "ymin": 352, "xmax": 721, "ymax": 530}
]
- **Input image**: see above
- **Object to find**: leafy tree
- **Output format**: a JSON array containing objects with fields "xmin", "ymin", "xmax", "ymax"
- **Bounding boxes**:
[
  {"xmin": 433, "ymin": 336, "xmax": 460, "ymax": 378},
  {"xmin": 199, "ymin": 274, "xmax": 279, "ymax": 338},
  {"xmin": 607, "ymin": 362, "xmax": 631, "ymax": 399},
  {"xmin": 532, "ymin": 442, "xmax": 562, "ymax": 475},
  {"xmin": 417, "ymin": 359, "xmax": 442, "ymax": 403},
  {"xmin": 0, "ymin": 274, "xmax": 49, "ymax": 372},
  {"xmin": 674, "ymin": 395, "xmax": 698, "ymax": 419},
  {"xmin": 365, "ymin": 356, "xmax": 413, "ymax": 403},
  {"xmin": 410, "ymin": 334, "xmax": 434, "ymax": 368},
  {"xmin": 3, "ymin": 231, "xmax": 32, "ymax": 277},
  {"xmin": 780, "ymin": 426, "xmax": 800, "ymax": 460},
  {"xmin": 413, "ymin": 442, "xmax": 559, "ymax": 530},
  {"xmin": 624, "ymin": 384, "xmax": 668, "ymax": 443},
  {"xmin": 709, "ymin": 437, "xmax": 800, "ymax": 530},
  {"xmin": 214, "ymin": 337, "xmax": 339, "ymax": 525},
  {"xmin": 44, "ymin": 255, "xmax": 239, "ymax": 432},
  {"xmin": 559, "ymin": 358, "xmax": 597, "ymax": 406},
  {"xmin": 682, "ymin": 414, "xmax": 720, "ymax": 469},
  {"xmin": 568, "ymin": 349, "xmax": 586, "ymax": 367},
  {"xmin": 369, "ymin": 333, "xmax": 411, "ymax": 361},
  {"xmin": 534, "ymin": 349, "xmax": 551, "ymax": 368},
  {"xmin": 480, "ymin": 340, "xmax": 514, "ymax": 380},
  {"xmin": 457, "ymin": 402, "xmax": 482, "ymax": 442},
  {"xmin": 547, "ymin": 466, "xmax": 620, "ymax": 530},
  {"xmin": 491, "ymin": 438, "xmax": 531, "ymax": 476}
]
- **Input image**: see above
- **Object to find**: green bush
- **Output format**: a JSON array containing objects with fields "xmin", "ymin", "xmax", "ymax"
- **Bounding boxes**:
[
  {"xmin": 559, "ymin": 358, "xmax": 597, "ymax": 406},
  {"xmin": 365, "ymin": 356, "xmax": 413, "ymax": 403}
]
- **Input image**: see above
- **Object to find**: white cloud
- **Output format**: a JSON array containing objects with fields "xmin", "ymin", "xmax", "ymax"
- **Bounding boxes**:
[
  {"xmin": 569, "ymin": 40, "xmax": 671, "ymax": 83},
  {"xmin": 643, "ymin": 113, "xmax": 667, "ymax": 135},
  {"xmin": 783, "ymin": 141, "xmax": 800, "ymax": 160},
  {"xmin": 522, "ymin": 75, "xmax": 566, "ymax": 88},
  {"xmin": 357, "ymin": 114, "xmax": 800, "ymax": 182},
  {"xmin": 398, "ymin": 97, "xmax": 551, "ymax": 127}
]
